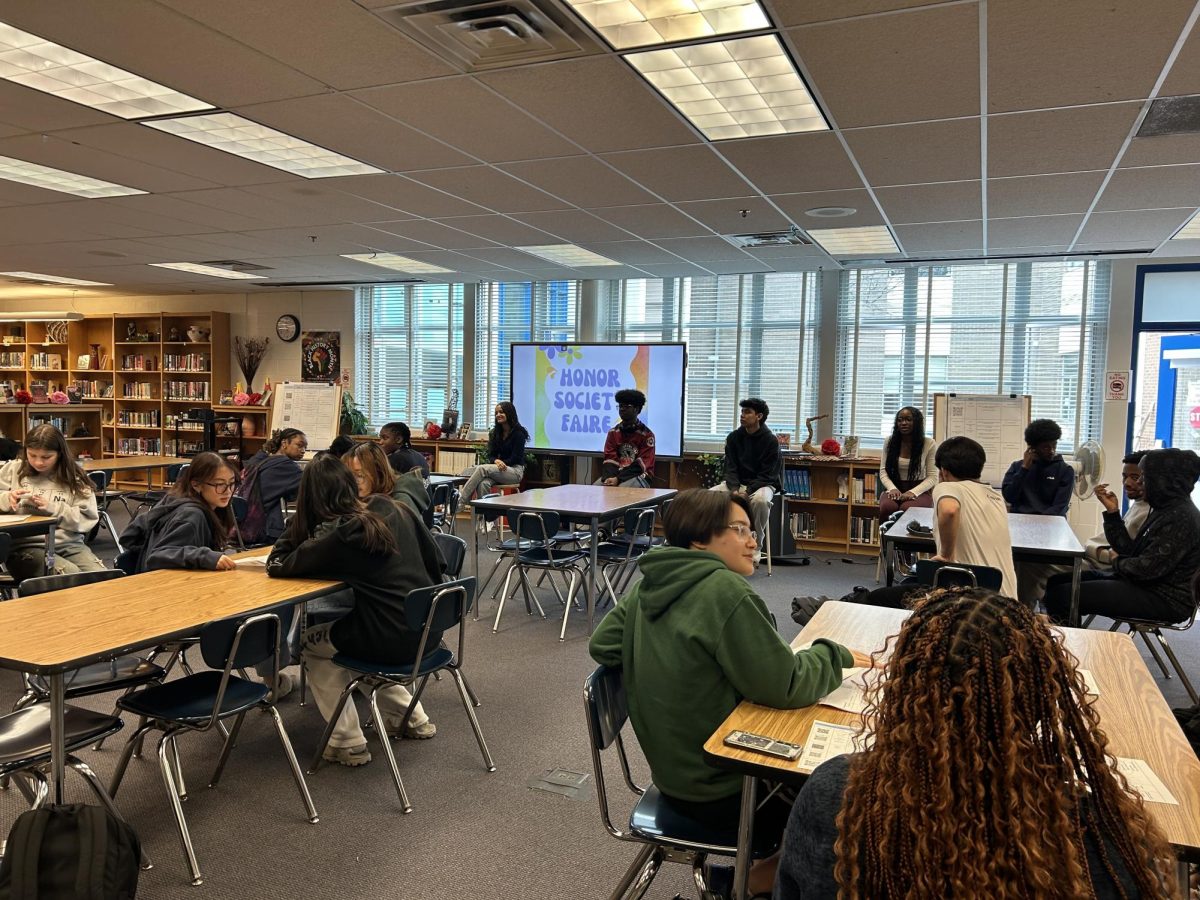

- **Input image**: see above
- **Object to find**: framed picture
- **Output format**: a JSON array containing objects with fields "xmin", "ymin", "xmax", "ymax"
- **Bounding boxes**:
[
  {"xmin": 301, "ymin": 331, "xmax": 340, "ymax": 383},
  {"xmin": 66, "ymin": 386, "xmax": 82, "ymax": 403},
  {"xmin": 76, "ymin": 354, "xmax": 91, "ymax": 370},
  {"xmin": 29, "ymin": 380, "xmax": 47, "ymax": 403},
  {"xmin": 219, "ymin": 389, "xmax": 233, "ymax": 405}
]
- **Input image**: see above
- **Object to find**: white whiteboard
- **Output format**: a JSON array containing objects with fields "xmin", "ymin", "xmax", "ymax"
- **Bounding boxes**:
[
  {"xmin": 933, "ymin": 393, "xmax": 1030, "ymax": 487},
  {"xmin": 271, "ymin": 382, "xmax": 342, "ymax": 452}
]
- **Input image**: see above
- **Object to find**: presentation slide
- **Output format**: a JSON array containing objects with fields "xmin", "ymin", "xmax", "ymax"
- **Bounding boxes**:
[{"xmin": 510, "ymin": 343, "xmax": 686, "ymax": 457}]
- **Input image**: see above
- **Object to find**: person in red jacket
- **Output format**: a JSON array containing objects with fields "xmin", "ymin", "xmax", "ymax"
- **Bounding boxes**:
[{"xmin": 595, "ymin": 389, "xmax": 655, "ymax": 488}]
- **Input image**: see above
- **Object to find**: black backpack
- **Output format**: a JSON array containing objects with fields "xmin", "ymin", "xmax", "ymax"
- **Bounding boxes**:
[
  {"xmin": 234, "ymin": 459, "xmax": 272, "ymax": 546},
  {"xmin": 0, "ymin": 804, "xmax": 140, "ymax": 900}
]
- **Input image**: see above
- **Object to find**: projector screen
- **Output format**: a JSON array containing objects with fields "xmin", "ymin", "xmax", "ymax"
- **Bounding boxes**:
[{"xmin": 510, "ymin": 342, "xmax": 686, "ymax": 458}]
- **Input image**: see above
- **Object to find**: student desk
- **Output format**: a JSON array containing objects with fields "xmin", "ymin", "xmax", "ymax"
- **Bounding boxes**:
[
  {"xmin": 703, "ymin": 601, "xmax": 1200, "ymax": 899},
  {"xmin": 429, "ymin": 473, "xmax": 468, "ymax": 487},
  {"xmin": 882, "ymin": 506, "xmax": 1085, "ymax": 623},
  {"xmin": 0, "ymin": 562, "xmax": 341, "ymax": 805},
  {"xmin": 470, "ymin": 485, "xmax": 675, "ymax": 633},
  {"xmin": 0, "ymin": 514, "xmax": 59, "ymax": 574},
  {"xmin": 81, "ymin": 454, "xmax": 191, "ymax": 491}
]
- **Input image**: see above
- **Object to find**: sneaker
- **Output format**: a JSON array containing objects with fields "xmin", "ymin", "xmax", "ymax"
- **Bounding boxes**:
[
  {"xmin": 265, "ymin": 670, "xmax": 295, "ymax": 704},
  {"xmin": 387, "ymin": 719, "xmax": 437, "ymax": 740},
  {"xmin": 322, "ymin": 743, "xmax": 371, "ymax": 766}
]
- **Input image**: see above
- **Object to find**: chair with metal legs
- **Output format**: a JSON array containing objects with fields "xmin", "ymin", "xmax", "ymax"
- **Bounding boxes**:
[
  {"xmin": 1086, "ymin": 605, "xmax": 1199, "ymax": 705},
  {"xmin": 109, "ymin": 603, "xmax": 318, "ymax": 885},
  {"xmin": 86, "ymin": 470, "xmax": 125, "ymax": 554},
  {"xmin": 307, "ymin": 577, "xmax": 495, "ymax": 813},
  {"xmin": 590, "ymin": 507, "xmax": 657, "ymax": 608},
  {"xmin": 494, "ymin": 510, "xmax": 587, "ymax": 640}
]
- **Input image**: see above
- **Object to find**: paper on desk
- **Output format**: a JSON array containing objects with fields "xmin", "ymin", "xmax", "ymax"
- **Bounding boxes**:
[
  {"xmin": 1114, "ymin": 758, "xmax": 1177, "ymax": 805},
  {"xmin": 233, "ymin": 556, "xmax": 268, "ymax": 568},
  {"xmin": 798, "ymin": 720, "xmax": 867, "ymax": 773},
  {"xmin": 0, "ymin": 514, "xmax": 29, "ymax": 525},
  {"xmin": 819, "ymin": 667, "xmax": 883, "ymax": 715},
  {"xmin": 1078, "ymin": 669, "xmax": 1099, "ymax": 696}
]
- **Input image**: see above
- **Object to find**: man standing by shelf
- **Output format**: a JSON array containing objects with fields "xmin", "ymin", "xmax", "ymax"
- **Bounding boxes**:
[
  {"xmin": 711, "ymin": 398, "xmax": 782, "ymax": 547},
  {"xmin": 596, "ymin": 389, "xmax": 655, "ymax": 488}
]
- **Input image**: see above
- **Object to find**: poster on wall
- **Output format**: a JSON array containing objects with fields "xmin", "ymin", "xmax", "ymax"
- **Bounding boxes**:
[{"xmin": 301, "ymin": 331, "xmax": 340, "ymax": 383}]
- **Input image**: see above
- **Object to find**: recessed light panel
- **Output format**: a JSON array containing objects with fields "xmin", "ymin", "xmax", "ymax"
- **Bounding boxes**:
[
  {"xmin": 342, "ymin": 253, "xmax": 454, "ymax": 274},
  {"xmin": 145, "ymin": 113, "xmax": 384, "ymax": 179},
  {"xmin": 806, "ymin": 225, "xmax": 899, "ymax": 256},
  {"xmin": 625, "ymin": 35, "xmax": 827, "ymax": 140},
  {"xmin": 0, "ymin": 154, "xmax": 144, "ymax": 198},
  {"xmin": 1171, "ymin": 212, "xmax": 1200, "ymax": 240},
  {"xmin": 0, "ymin": 271, "xmax": 111, "ymax": 286},
  {"xmin": 564, "ymin": 0, "xmax": 769, "ymax": 49},
  {"xmin": 149, "ymin": 262, "xmax": 266, "ymax": 280},
  {"xmin": 0, "ymin": 22, "xmax": 213, "ymax": 119},
  {"xmin": 517, "ymin": 244, "xmax": 622, "ymax": 266}
]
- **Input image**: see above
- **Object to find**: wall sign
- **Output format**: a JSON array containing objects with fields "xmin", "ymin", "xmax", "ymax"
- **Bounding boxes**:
[
  {"xmin": 1105, "ymin": 370, "xmax": 1129, "ymax": 401},
  {"xmin": 301, "ymin": 331, "xmax": 340, "ymax": 383}
]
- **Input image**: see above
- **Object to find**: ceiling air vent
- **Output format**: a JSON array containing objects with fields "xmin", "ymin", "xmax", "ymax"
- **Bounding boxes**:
[
  {"xmin": 374, "ymin": 0, "xmax": 594, "ymax": 71},
  {"xmin": 726, "ymin": 227, "xmax": 812, "ymax": 249},
  {"xmin": 1137, "ymin": 95, "xmax": 1200, "ymax": 137}
]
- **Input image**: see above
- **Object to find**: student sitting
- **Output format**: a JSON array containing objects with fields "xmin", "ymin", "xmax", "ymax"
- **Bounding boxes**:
[
  {"xmin": 1084, "ymin": 450, "xmax": 1150, "ymax": 567},
  {"xmin": 320, "ymin": 435, "xmax": 355, "ymax": 460},
  {"xmin": 121, "ymin": 451, "xmax": 237, "ymax": 572},
  {"xmin": 595, "ymin": 389, "xmax": 655, "ymax": 488},
  {"xmin": 858, "ymin": 436, "xmax": 1016, "ymax": 607},
  {"xmin": 1001, "ymin": 417, "xmax": 1075, "ymax": 515},
  {"xmin": 589, "ymin": 489, "xmax": 868, "ymax": 896},
  {"xmin": 236, "ymin": 427, "xmax": 306, "ymax": 544},
  {"xmin": 268, "ymin": 455, "xmax": 446, "ymax": 767},
  {"xmin": 1044, "ymin": 447, "xmax": 1200, "ymax": 625},
  {"xmin": 342, "ymin": 440, "xmax": 430, "ymax": 521},
  {"xmin": 0, "ymin": 424, "xmax": 105, "ymax": 580},
  {"xmin": 460, "ymin": 402, "xmax": 527, "ymax": 504},
  {"xmin": 775, "ymin": 588, "xmax": 1179, "ymax": 900},
  {"xmin": 712, "ymin": 397, "xmax": 782, "ymax": 546},
  {"xmin": 379, "ymin": 422, "xmax": 430, "ymax": 478},
  {"xmin": 878, "ymin": 406, "xmax": 937, "ymax": 519}
]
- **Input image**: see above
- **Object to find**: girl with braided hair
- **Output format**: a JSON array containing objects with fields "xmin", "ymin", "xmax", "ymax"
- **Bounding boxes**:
[{"xmin": 775, "ymin": 588, "xmax": 1178, "ymax": 900}]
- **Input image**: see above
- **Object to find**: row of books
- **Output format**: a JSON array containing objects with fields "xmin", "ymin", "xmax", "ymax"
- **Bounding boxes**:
[
  {"xmin": 0, "ymin": 353, "xmax": 25, "ymax": 368},
  {"xmin": 850, "ymin": 475, "xmax": 879, "ymax": 503},
  {"xmin": 850, "ymin": 516, "xmax": 881, "ymax": 545},
  {"xmin": 118, "ymin": 410, "xmax": 161, "ymax": 427},
  {"xmin": 790, "ymin": 511, "xmax": 819, "ymax": 540},
  {"xmin": 165, "ymin": 415, "xmax": 204, "ymax": 431},
  {"xmin": 29, "ymin": 353, "xmax": 63, "ymax": 369},
  {"xmin": 784, "ymin": 467, "xmax": 814, "ymax": 498},
  {"xmin": 117, "ymin": 438, "xmax": 162, "ymax": 455},
  {"xmin": 164, "ymin": 381, "xmax": 210, "ymax": 401},
  {"xmin": 76, "ymin": 380, "xmax": 114, "ymax": 398},
  {"xmin": 162, "ymin": 353, "xmax": 209, "ymax": 372},
  {"xmin": 122, "ymin": 383, "xmax": 154, "ymax": 399},
  {"xmin": 29, "ymin": 416, "xmax": 69, "ymax": 433},
  {"xmin": 119, "ymin": 354, "xmax": 157, "ymax": 372},
  {"xmin": 168, "ymin": 439, "xmax": 205, "ymax": 456}
]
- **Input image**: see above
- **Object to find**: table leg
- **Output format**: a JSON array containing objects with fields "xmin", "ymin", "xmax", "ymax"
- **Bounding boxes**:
[
  {"xmin": 1068, "ymin": 557, "xmax": 1083, "ymax": 627},
  {"xmin": 885, "ymin": 538, "xmax": 895, "ymax": 586},
  {"xmin": 42, "ymin": 524, "xmax": 56, "ymax": 576},
  {"xmin": 587, "ymin": 515, "xmax": 599, "ymax": 634},
  {"xmin": 49, "ymin": 672, "xmax": 65, "ymax": 804},
  {"xmin": 1175, "ymin": 858, "xmax": 1189, "ymax": 898},
  {"xmin": 732, "ymin": 775, "xmax": 757, "ymax": 900},
  {"xmin": 472, "ymin": 510, "xmax": 481, "ymax": 621}
]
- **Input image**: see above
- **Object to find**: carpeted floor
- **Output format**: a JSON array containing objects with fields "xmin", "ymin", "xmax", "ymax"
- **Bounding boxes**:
[{"xmin": 2, "ymin": 513, "xmax": 1195, "ymax": 899}]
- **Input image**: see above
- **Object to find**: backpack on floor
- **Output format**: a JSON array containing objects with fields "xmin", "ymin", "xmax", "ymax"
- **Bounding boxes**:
[{"xmin": 0, "ymin": 804, "xmax": 140, "ymax": 900}]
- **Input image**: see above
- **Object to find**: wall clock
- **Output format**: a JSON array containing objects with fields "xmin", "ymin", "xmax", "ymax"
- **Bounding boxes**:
[{"xmin": 276, "ymin": 314, "xmax": 300, "ymax": 343}]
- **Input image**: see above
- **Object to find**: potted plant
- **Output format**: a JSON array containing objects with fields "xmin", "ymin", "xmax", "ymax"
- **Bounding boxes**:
[
  {"xmin": 696, "ymin": 453, "xmax": 725, "ymax": 488},
  {"xmin": 340, "ymin": 391, "xmax": 369, "ymax": 435}
]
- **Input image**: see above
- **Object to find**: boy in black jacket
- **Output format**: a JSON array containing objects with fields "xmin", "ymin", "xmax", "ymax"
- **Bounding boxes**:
[
  {"xmin": 1001, "ymin": 418, "xmax": 1075, "ymax": 515},
  {"xmin": 712, "ymin": 398, "xmax": 782, "ymax": 547}
]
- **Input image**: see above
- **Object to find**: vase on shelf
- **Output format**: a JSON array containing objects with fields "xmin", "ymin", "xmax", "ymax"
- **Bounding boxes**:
[{"xmin": 241, "ymin": 415, "xmax": 256, "ymax": 438}]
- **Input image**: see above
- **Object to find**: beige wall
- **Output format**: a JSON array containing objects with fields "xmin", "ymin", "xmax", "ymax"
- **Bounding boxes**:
[{"xmin": 0, "ymin": 289, "xmax": 356, "ymax": 391}]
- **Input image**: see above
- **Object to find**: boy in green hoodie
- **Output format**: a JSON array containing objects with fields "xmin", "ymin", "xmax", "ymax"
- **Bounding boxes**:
[{"xmin": 589, "ymin": 488, "xmax": 869, "ymax": 895}]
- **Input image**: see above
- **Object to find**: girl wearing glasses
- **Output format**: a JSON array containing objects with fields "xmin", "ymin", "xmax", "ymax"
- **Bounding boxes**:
[
  {"xmin": 0, "ymin": 423, "xmax": 105, "ymax": 579},
  {"xmin": 589, "ymin": 488, "xmax": 871, "ymax": 896},
  {"xmin": 122, "ymin": 451, "xmax": 237, "ymax": 572}
]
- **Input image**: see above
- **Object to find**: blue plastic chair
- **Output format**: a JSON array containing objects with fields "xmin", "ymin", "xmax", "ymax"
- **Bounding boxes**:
[
  {"xmin": 590, "ymin": 507, "xmax": 657, "ymax": 607},
  {"xmin": 914, "ymin": 559, "xmax": 1003, "ymax": 591},
  {"xmin": 495, "ymin": 510, "xmax": 588, "ymax": 640},
  {"xmin": 306, "ymin": 577, "xmax": 494, "ymax": 813},
  {"xmin": 109, "ymin": 604, "xmax": 317, "ymax": 885}
]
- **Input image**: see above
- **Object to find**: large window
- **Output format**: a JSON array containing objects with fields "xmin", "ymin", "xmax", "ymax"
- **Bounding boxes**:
[
  {"xmin": 601, "ymin": 272, "xmax": 819, "ymax": 442},
  {"xmin": 355, "ymin": 284, "xmax": 464, "ymax": 429},
  {"xmin": 835, "ymin": 260, "xmax": 1110, "ymax": 448}
]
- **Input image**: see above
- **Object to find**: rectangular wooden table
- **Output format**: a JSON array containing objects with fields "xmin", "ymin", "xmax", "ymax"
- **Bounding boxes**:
[
  {"xmin": 882, "ymin": 506, "xmax": 1086, "ymax": 622},
  {"xmin": 470, "ymin": 485, "xmax": 676, "ymax": 633},
  {"xmin": 0, "ymin": 514, "xmax": 59, "ymax": 574},
  {"xmin": 0, "ymin": 562, "xmax": 341, "ymax": 804},
  {"xmin": 703, "ymin": 601, "xmax": 1200, "ymax": 898},
  {"xmin": 82, "ymin": 455, "xmax": 191, "ymax": 491}
]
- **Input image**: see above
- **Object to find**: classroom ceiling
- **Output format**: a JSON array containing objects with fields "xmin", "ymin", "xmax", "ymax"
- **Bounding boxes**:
[{"xmin": 0, "ymin": 0, "xmax": 1198, "ymax": 298}]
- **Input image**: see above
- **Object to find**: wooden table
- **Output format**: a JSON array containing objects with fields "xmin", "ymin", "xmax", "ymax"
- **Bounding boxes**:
[
  {"xmin": 0, "ymin": 514, "xmax": 59, "ymax": 574},
  {"xmin": 0, "ymin": 562, "xmax": 341, "ymax": 804},
  {"xmin": 882, "ymin": 506, "xmax": 1086, "ymax": 622},
  {"xmin": 429, "ymin": 473, "xmax": 468, "ymax": 487},
  {"xmin": 703, "ymin": 601, "xmax": 1200, "ymax": 898},
  {"xmin": 82, "ymin": 455, "xmax": 191, "ymax": 491},
  {"xmin": 470, "ymin": 485, "xmax": 676, "ymax": 633}
]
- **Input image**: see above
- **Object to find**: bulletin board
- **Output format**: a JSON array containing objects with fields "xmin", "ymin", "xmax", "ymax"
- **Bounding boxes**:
[
  {"xmin": 932, "ymin": 393, "xmax": 1031, "ymax": 486},
  {"xmin": 271, "ymin": 381, "xmax": 342, "ymax": 452}
]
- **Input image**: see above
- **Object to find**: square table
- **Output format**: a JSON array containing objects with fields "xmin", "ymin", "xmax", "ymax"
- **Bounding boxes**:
[
  {"xmin": 0, "ymin": 563, "xmax": 341, "ymax": 804},
  {"xmin": 470, "ymin": 485, "xmax": 676, "ymax": 633},
  {"xmin": 882, "ymin": 506, "xmax": 1086, "ymax": 622},
  {"xmin": 703, "ymin": 601, "xmax": 1200, "ymax": 898}
]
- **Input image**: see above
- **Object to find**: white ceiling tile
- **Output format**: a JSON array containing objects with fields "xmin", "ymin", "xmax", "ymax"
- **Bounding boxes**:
[
  {"xmin": 770, "ymin": 190, "xmax": 885, "ymax": 228},
  {"xmin": 653, "ymin": 236, "xmax": 748, "ymax": 261},
  {"xmin": 430, "ymin": 216, "xmax": 560, "ymax": 246},
  {"xmin": 1095, "ymin": 165, "xmax": 1200, "ymax": 212},
  {"xmin": 509, "ymin": 211, "xmax": 634, "ymax": 243},
  {"xmin": 675, "ymin": 197, "xmax": 794, "ymax": 234},
  {"xmin": 592, "ymin": 204, "xmax": 712, "ymax": 239},
  {"xmin": 601, "ymin": 146, "xmax": 754, "ymax": 201},
  {"xmin": 845, "ymin": 119, "xmax": 981, "ymax": 186},
  {"xmin": 574, "ymin": 241, "xmax": 683, "ymax": 265},
  {"xmin": 987, "ymin": 172, "xmax": 1106, "ymax": 218},
  {"xmin": 406, "ymin": 167, "xmax": 573, "ymax": 213},
  {"xmin": 497, "ymin": 157, "xmax": 658, "ymax": 208},
  {"xmin": 638, "ymin": 262, "xmax": 717, "ymax": 277},
  {"xmin": 367, "ymin": 219, "xmax": 501, "ymax": 250},
  {"xmin": 323, "ymin": 174, "xmax": 488, "ymax": 218},
  {"xmin": 1076, "ymin": 209, "xmax": 1194, "ymax": 245},
  {"xmin": 872, "ymin": 181, "xmax": 979, "ymax": 224},
  {"xmin": 893, "ymin": 220, "xmax": 983, "ymax": 252},
  {"xmin": 988, "ymin": 104, "xmax": 1141, "ymax": 178},
  {"xmin": 987, "ymin": 215, "xmax": 1084, "ymax": 249},
  {"xmin": 768, "ymin": 0, "xmax": 949, "ymax": 28},
  {"xmin": 718, "ymin": 132, "xmax": 862, "ymax": 194},
  {"xmin": 0, "ymin": 133, "xmax": 218, "ymax": 193}
]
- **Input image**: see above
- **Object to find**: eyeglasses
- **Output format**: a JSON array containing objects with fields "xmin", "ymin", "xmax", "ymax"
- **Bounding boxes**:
[
  {"xmin": 204, "ymin": 480, "xmax": 237, "ymax": 494},
  {"xmin": 724, "ymin": 523, "xmax": 759, "ymax": 541}
]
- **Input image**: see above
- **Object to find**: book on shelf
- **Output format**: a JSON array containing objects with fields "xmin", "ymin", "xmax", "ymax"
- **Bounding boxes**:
[
  {"xmin": 784, "ymin": 467, "xmax": 812, "ymax": 499},
  {"xmin": 29, "ymin": 380, "xmax": 47, "ymax": 403},
  {"xmin": 790, "ymin": 511, "xmax": 818, "ymax": 540}
]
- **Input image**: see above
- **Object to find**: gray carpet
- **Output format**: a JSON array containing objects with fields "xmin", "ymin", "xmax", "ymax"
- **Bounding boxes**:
[{"xmin": 2, "ymin": 515, "xmax": 1195, "ymax": 899}]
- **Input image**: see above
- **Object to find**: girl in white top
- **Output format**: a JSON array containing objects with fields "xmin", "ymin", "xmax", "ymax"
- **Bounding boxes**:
[
  {"xmin": 0, "ymin": 424, "xmax": 104, "ymax": 580},
  {"xmin": 879, "ymin": 406, "xmax": 937, "ymax": 520}
]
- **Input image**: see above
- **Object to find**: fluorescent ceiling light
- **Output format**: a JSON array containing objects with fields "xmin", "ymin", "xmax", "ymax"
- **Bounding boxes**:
[
  {"xmin": 149, "ymin": 262, "xmax": 266, "ymax": 280},
  {"xmin": 0, "ymin": 22, "xmax": 212, "ymax": 119},
  {"xmin": 1170, "ymin": 212, "xmax": 1200, "ymax": 240},
  {"xmin": 564, "ymin": 0, "xmax": 769, "ymax": 49},
  {"xmin": 0, "ymin": 311, "xmax": 84, "ymax": 322},
  {"xmin": 342, "ymin": 253, "xmax": 454, "ymax": 275},
  {"xmin": 145, "ymin": 113, "xmax": 384, "ymax": 179},
  {"xmin": 0, "ymin": 271, "xmax": 111, "ymax": 286},
  {"xmin": 626, "ymin": 35, "xmax": 827, "ymax": 140},
  {"xmin": 0, "ymin": 154, "xmax": 144, "ymax": 198},
  {"xmin": 516, "ymin": 244, "xmax": 622, "ymax": 266},
  {"xmin": 806, "ymin": 225, "xmax": 899, "ymax": 256}
]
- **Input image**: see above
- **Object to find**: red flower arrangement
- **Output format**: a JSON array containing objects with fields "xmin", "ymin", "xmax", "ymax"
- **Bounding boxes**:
[
  {"xmin": 14, "ymin": 389, "xmax": 32, "ymax": 405},
  {"xmin": 821, "ymin": 438, "xmax": 842, "ymax": 456}
]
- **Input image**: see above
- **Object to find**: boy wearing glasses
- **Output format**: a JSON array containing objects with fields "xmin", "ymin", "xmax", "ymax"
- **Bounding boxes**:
[{"xmin": 596, "ymin": 389, "xmax": 655, "ymax": 488}]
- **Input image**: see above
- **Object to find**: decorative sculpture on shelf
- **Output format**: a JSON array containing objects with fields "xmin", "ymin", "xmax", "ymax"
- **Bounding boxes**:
[
  {"xmin": 441, "ymin": 387, "xmax": 460, "ymax": 435},
  {"xmin": 801, "ymin": 414, "xmax": 829, "ymax": 454}
]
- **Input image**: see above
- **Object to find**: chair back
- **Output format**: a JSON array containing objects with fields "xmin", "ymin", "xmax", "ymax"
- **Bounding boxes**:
[
  {"xmin": 87, "ymin": 470, "xmax": 110, "ymax": 509},
  {"xmin": 475, "ymin": 493, "xmax": 507, "ymax": 524},
  {"xmin": 428, "ymin": 481, "xmax": 452, "ymax": 511},
  {"xmin": 200, "ymin": 603, "xmax": 294, "ymax": 672},
  {"xmin": 583, "ymin": 665, "xmax": 640, "ymax": 838},
  {"xmin": 403, "ymin": 577, "xmax": 476, "ymax": 665},
  {"xmin": 432, "ymin": 532, "xmax": 467, "ymax": 578},
  {"xmin": 18, "ymin": 568, "xmax": 124, "ymax": 597},
  {"xmin": 0, "ymin": 533, "xmax": 10, "ymax": 570},
  {"xmin": 915, "ymin": 559, "xmax": 1002, "ymax": 591},
  {"xmin": 507, "ymin": 509, "xmax": 559, "ymax": 543},
  {"xmin": 623, "ymin": 506, "xmax": 657, "ymax": 538},
  {"xmin": 165, "ymin": 463, "xmax": 187, "ymax": 485}
]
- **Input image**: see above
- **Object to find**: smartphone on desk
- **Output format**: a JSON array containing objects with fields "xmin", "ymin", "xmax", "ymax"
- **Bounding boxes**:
[{"xmin": 723, "ymin": 730, "xmax": 803, "ymax": 761}]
